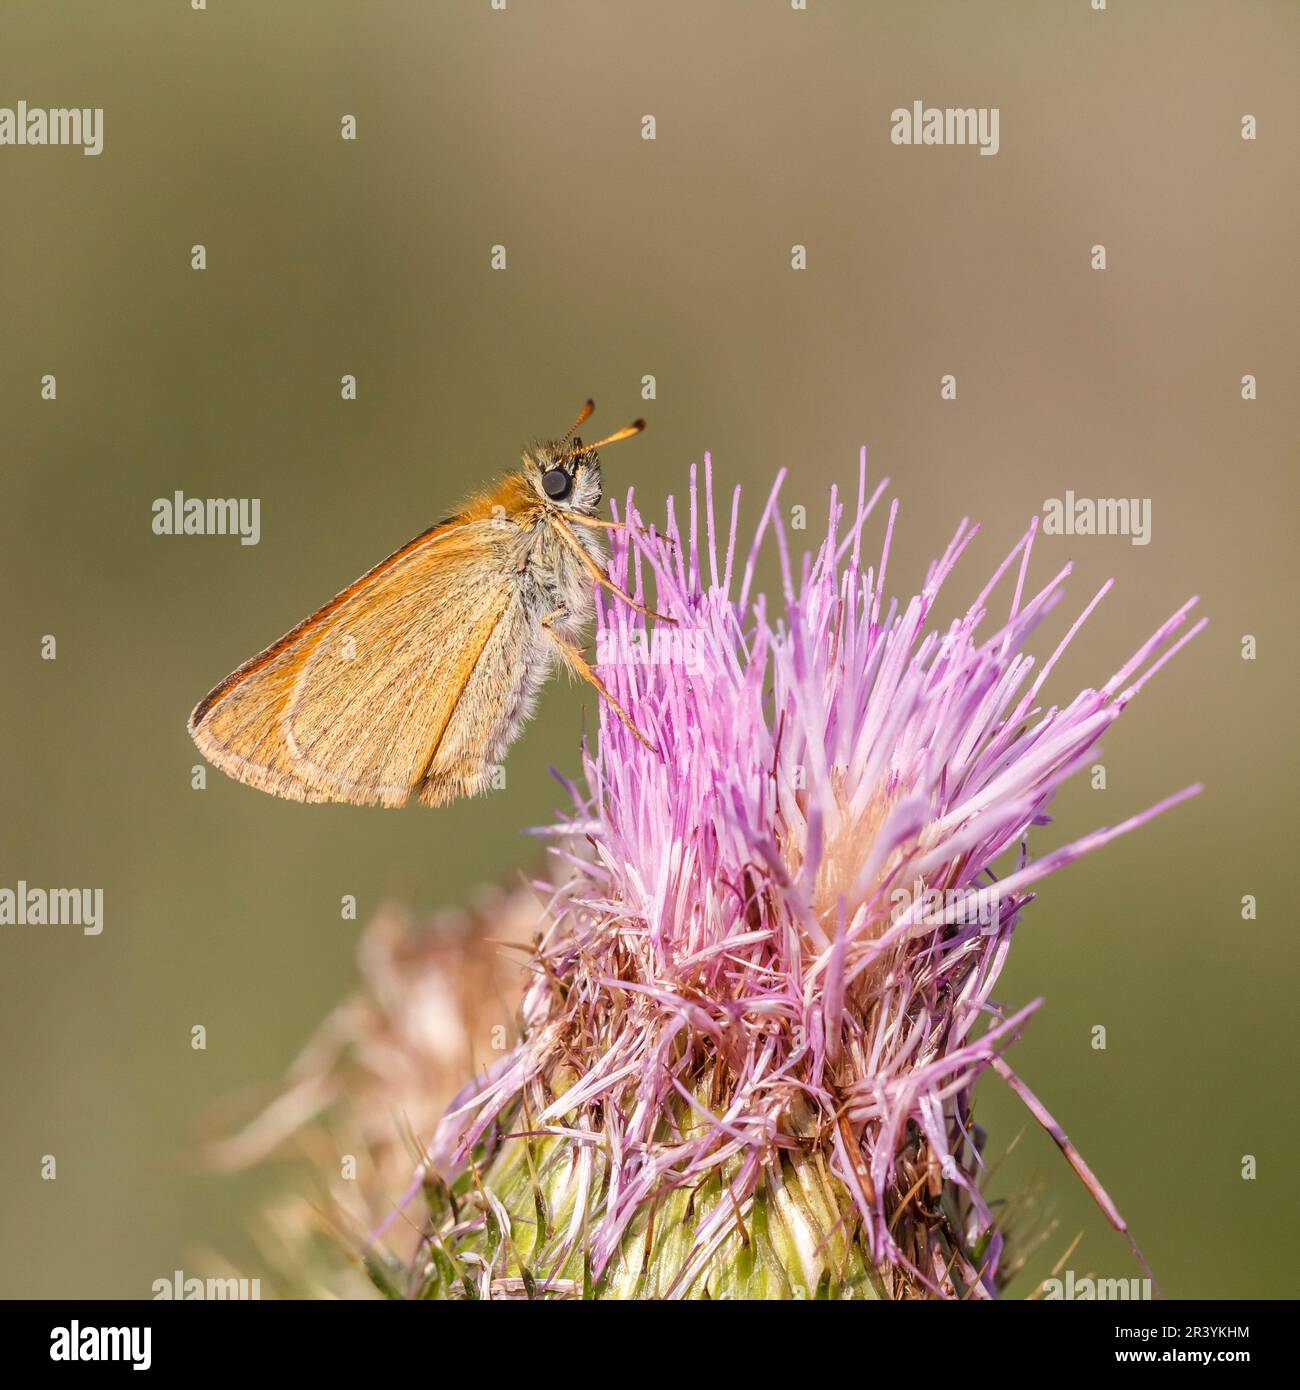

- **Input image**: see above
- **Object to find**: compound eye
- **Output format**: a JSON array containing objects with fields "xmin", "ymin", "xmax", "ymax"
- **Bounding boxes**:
[{"xmin": 542, "ymin": 467, "xmax": 572, "ymax": 500}]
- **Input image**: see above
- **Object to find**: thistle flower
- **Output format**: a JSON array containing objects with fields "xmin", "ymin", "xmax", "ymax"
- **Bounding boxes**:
[
  {"xmin": 205, "ymin": 890, "xmax": 533, "ymax": 1298},
  {"xmin": 382, "ymin": 454, "xmax": 1204, "ymax": 1300}
]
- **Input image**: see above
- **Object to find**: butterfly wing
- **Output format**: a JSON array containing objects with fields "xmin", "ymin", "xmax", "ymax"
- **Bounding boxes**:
[{"xmin": 189, "ymin": 517, "xmax": 526, "ymax": 808}]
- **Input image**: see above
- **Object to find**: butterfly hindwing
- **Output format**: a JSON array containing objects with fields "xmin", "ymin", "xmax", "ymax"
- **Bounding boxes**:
[{"xmin": 189, "ymin": 518, "xmax": 521, "ymax": 807}]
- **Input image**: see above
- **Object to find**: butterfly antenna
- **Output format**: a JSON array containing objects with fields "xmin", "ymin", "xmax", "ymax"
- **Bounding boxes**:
[
  {"xmin": 560, "ymin": 398, "xmax": 596, "ymax": 444},
  {"xmin": 555, "ymin": 419, "xmax": 646, "ymax": 467}
]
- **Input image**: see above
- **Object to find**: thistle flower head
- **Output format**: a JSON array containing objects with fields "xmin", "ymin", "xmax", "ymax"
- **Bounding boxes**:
[
  {"xmin": 206, "ymin": 892, "xmax": 533, "ymax": 1298},
  {"xmin": 399, "ymin": 454, "xmax": 1203, "ymax": 1299}
]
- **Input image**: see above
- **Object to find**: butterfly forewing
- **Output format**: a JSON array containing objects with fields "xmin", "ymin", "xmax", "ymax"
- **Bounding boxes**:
[{"xmin": 190, "ymin": 518, "xmax": 520, "ymax": 807}]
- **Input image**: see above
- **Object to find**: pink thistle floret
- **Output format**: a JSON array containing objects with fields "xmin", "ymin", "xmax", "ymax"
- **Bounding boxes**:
[{"xmin": 408, "ymin": 451, "xmax": 1204, "ymax": 1299}]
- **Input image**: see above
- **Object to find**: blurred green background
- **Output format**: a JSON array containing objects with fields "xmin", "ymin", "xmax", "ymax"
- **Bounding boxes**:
[{"xmin": 1, "ymin": 0, "xmax": 1295, "ymax": 1298}]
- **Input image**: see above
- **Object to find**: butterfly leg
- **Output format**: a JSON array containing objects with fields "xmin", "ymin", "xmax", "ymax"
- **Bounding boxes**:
[
  {"xmin": 565, "ymin": 513, "xmax": 675, "ymax": 548},
  {"xmin": 550, "ymin": 515, "xmax": 675, "ymax": 623},
  {"xmin": 541, "ymin": 613, "xmax": 658, "ymax": 753}
]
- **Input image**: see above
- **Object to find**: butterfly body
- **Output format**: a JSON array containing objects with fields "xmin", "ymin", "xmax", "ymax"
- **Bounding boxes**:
[
  {"xmin": 188, "ymin": 408, "xmax": 651, "ymax": 811},
  {"xmin": 415, "ymin": 455, "xmax": 607, "ymax": 806}
]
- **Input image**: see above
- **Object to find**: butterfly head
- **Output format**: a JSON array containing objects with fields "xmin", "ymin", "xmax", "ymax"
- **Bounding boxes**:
[
  {"xmin": 525, "ymin": 437, "xmax": 604, "ymax": 515},
  {"xmin": 523, "ymin": 403, "xmax": 645, "ymax": 517}
]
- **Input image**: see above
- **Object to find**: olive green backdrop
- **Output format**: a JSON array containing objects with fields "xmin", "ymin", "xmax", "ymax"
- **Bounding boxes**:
[{"xmin": 1, "ymin": 0, "xmax": 1295, "ymax": 1299}]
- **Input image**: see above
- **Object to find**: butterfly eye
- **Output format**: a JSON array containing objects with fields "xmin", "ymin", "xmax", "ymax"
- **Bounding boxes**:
[{"xmin": 542, "ymin": 467, "xmax": 572, "ymax": 500}]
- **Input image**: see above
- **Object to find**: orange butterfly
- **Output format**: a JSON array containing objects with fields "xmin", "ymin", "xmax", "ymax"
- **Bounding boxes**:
[{"xmin": 189, "ymin": 401, "xmax": 663, "ymax": 808}]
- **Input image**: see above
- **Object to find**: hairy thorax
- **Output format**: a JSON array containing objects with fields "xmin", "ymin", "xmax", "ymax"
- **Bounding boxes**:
[{"xmin": 516, "ymin": 512, "xmax": 603, "ymax": 640}]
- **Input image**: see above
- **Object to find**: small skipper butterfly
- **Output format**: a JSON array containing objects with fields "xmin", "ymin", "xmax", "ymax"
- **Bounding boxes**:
[{"xmin": 188, "ymin": 401, "xmax": 663, "ymax": 808}]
